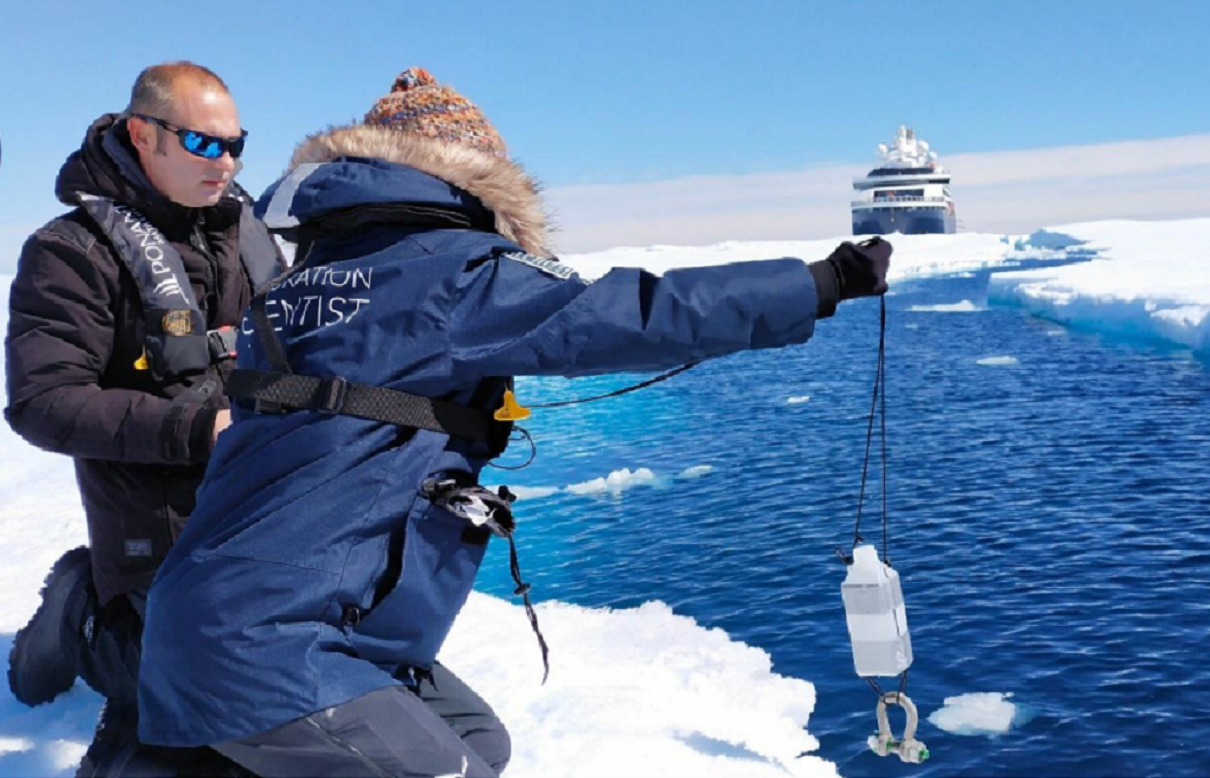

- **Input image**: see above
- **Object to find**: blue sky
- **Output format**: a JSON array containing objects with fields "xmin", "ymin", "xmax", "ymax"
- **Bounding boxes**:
[{"xmin": 2, "ymin": 0, "xmax": 1208, "ymax": 264}]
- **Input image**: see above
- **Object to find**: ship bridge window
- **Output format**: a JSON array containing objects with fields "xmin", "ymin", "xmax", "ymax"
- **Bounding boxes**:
[
  {"xmin": 870, "ymin": 168, "xmax": 934, "ymax": 176},
  {"xmin": 874, "ymin": 188, "xmax": 924, "ymax": 200}
]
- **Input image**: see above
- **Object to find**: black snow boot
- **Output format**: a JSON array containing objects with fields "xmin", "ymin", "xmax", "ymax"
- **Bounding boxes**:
[
  {"xmin": 75, "ymin": 588, "xmax": 143, "ymax": 705},
  {"xmin": 8, "ymin": 546, "xmax": 94, "ymax": 706}
]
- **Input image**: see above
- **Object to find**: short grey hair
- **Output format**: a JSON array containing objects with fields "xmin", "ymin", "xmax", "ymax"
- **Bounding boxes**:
[{"xmin": 126, "ymin": 61, "xmax": 230, "ymax": 120}]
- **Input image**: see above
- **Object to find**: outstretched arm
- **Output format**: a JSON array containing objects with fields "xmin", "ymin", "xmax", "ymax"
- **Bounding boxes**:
[{"xmin": 447, "ymin": 240, "xmax": 890, "ymax": 381}]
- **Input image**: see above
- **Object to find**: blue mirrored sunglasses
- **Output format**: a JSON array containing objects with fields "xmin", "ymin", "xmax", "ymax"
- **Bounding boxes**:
[{"xmin": 134, "ymin": 114, "xmax": 247, "ymax": 160}]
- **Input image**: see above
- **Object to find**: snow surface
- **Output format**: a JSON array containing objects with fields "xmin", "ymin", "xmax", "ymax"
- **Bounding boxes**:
[
  {"xmin": 1, "ymin": 218, "xmax": 1204, "ymax": 775},
  {"xmin": 987, "ymin": 220, "xmax": 1210, "ymax": 352}
]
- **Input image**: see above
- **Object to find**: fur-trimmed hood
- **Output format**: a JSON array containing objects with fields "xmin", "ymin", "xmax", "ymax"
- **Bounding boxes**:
[{"xmin": 285, "ymin": 123, "xmax": 551, "ymax": 257}]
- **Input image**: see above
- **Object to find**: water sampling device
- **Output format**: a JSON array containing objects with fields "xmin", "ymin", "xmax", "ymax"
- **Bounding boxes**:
[{"xmin": 838, "ymin": 290, "xmax": 929, "ymax": 764}]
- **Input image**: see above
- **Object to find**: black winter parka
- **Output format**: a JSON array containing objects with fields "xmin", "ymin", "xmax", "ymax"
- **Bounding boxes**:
[{"xmin": 4, "ymin": 114, "xmax": 280, "ymax": 603}]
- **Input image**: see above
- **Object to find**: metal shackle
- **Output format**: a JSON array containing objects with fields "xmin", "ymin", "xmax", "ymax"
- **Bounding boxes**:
[{"xmin": 868, "ymin": 692, "xmax": 930, "ymax": 764}]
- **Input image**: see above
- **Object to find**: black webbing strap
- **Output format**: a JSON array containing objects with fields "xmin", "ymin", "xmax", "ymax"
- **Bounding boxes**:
[
  {"xmin": 251, "ymin": 293, "xmax": 292, "ymax": 374},
  {"xmin": 226, "ymin": 369, "xmax": 503, "ymax": 445},
  {"xmin": 240, "ymin": 289, "xmax": 508, "ymax": 449}
]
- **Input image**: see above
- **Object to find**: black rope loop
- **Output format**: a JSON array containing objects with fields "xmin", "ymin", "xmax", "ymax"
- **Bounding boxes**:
[
  {"xmin": 851, "ymin": 297, "xmax": 889, "ymax": 563},
  {"xmin": 486, "ymin": 427, "xmax": 537, "ymax": 471}
]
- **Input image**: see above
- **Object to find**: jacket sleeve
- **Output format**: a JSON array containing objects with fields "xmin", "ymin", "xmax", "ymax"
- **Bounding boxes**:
[
  {"xmin": 4, "ymin": 229, "xmax": 216, "ymax": 464},
  {"xmin": 447, "ymin": 253, "xmax": 821, "ymax": 381}
]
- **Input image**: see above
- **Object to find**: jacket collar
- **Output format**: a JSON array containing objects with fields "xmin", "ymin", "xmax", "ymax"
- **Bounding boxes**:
[{"xmin": 276, "ymin": 124, "xmax": 551, "ymax": 257}]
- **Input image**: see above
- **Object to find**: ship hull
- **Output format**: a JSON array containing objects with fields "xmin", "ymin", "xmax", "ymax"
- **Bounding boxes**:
[{"xmin": 852, "ymin": 207, "xmax": 956, "ymax": 236}]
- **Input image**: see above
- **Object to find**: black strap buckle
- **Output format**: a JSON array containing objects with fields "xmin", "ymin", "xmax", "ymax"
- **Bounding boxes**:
[
  {"xmin": 254, "ymin": 399, "xmax": 285, "ymax": 415},
  {"xmin": 206, "ymin": 326, "xmax": 238, "ymax": 363},
  {"xmin": 316, "ymin": 376, "xmax": 349, "ymax": 414},
  {"xmin": 421, "ymin": 477, "xmax": 461, "ymax": 498}
]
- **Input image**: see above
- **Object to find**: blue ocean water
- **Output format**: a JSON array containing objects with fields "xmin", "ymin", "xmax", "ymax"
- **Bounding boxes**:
[{"xmin": 475, "ymin": 270, "xmax": 1210, "ymax": 778}]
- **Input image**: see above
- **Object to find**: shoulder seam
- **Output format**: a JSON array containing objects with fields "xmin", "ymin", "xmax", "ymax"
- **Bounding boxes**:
[{"xmin": 34, "ymin": 212, "xmax": 100, "ymax": 255}]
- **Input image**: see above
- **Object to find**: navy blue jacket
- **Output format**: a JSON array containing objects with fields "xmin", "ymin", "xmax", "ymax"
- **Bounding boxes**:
[{"xmin": 138, "ymin": 127, "xmax": 823, "ymax": 746}]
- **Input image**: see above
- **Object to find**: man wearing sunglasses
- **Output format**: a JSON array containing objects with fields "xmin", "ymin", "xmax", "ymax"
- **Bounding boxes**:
[{"xmin": 5, "ymin": 61, "xmax": 282, "ymax": 776}]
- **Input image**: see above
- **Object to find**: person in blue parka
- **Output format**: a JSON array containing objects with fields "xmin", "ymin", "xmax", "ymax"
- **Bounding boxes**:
[{"xmin": 137, "ymin": 67, "xmax": 891, "ymax": 778}]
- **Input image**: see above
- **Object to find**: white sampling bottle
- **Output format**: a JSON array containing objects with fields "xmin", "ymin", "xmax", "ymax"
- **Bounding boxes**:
[{"xmin": 841, "ymin": 544, "xmax": 913, "ymax": 676}]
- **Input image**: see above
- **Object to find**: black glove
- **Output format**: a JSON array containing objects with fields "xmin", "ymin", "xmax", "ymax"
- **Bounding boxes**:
[{"xmin": 808, "ymin": 237, "xmax": 892, "ymax": 318}]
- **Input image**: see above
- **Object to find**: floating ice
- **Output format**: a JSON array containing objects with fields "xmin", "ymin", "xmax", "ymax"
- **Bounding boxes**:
[
  {"xmin": 566, "ymin": 467, "xmax": 658, "ymax": 496},
  {"xmin": 976, "ymin": 356, "xmax": 1019, "ymax": 366},
  {"xmin": 679, "ymin": 465, "xmax": 714, "ymax": 478},
  {"xmin": 493, "ymin": 467, "xmax": 671, "ymax": 501},
  {"xmin": 927, "ymin": 692, "xmax": 1034, "ymax": 736},
  {"xmin": 506, "ymin": 485, "xmax": 560, "ymax": 500},
  {"xmin": 786, "ymin": 395, "xmax": 811, "ymax": 404},
  {"xmin": 909, "ymin": 300, "xmax": 982, "ymax": 313}
]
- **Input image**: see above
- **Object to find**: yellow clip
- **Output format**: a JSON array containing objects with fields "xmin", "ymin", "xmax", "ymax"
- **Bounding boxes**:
[
  {"xmin": 494, "ymin": 390, "xmax": 531, "ymax": 422},
  {"xmin": 133, "ymin": 348, "xmax": 150, "ymax": 371}
]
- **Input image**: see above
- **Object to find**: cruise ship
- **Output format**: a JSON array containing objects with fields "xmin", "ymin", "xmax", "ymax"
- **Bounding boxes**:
[{"xmin": 852, "ymin": 126, "xmax": 956, "ymax": 235}]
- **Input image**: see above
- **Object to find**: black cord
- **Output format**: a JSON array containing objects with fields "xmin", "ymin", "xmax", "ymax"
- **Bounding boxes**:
[
  {"xmin": 488, "ymin": 362, "xmax": 701, "ymax": 471},
  {"xmin": 868, "ymin": 670, "xmax": 910, "ymax": 702},
  {"xmin": 852, "ymin": 298, "xmax": 888, "ymax": 553},
  {"xmin": 486, "ymin": 427, "xmax": 537, "ymax": 470},
  {"xmin": 880, "ymin": 298, "xmax": 889, "ymax": 563},
  {"xmin": 528, "ymin": 362, "xmax": 699, "ymax": 409},
  {"xmin": 507, "ymin": 534, "xmax": 550, "ymax": 684}
]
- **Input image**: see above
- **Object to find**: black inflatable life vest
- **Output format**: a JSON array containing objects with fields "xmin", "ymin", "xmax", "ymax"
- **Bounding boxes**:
[{"xmin": 76, "ymin": 192, "xmax": 281, "ymax": 382}]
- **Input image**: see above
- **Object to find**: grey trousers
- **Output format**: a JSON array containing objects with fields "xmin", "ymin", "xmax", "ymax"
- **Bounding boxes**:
[{"xmin": 214, "ymin": 663, "xmax": 510, "ymax": 778}]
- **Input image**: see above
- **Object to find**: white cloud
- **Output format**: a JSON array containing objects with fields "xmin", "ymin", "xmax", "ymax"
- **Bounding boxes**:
[
  {"xmin": 5, "ymin": 134, "xmax": 1207, "ymax": 270},
  {"xmin": 545, "ymin": 164, "xmax": 863, "ymax": 254},
  {"xmin": 545, "ymin": 134, "xmax": 1210, "ymax": 253}
]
